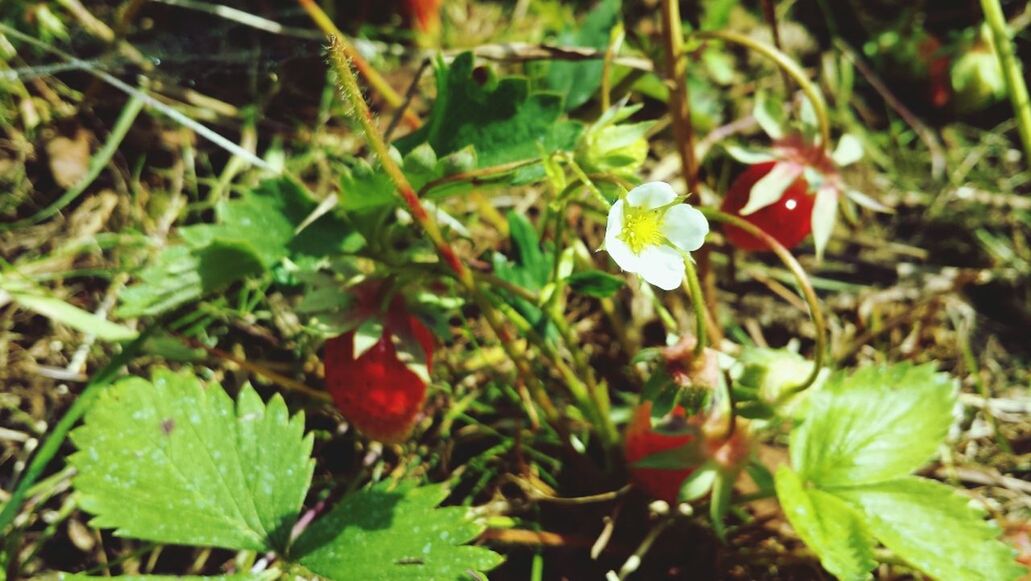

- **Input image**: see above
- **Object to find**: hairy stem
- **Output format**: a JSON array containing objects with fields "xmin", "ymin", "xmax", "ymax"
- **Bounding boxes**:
[
  {"xmin": 327, "ymin": 38, "xmax": 561, "ymax": 424},
  {"xmin": 301, "ymin": 0, "xmax": 421, "ymax": 130}
]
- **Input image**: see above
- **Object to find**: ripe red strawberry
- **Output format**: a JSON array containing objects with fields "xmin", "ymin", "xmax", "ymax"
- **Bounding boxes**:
[
  {"xmin": 624, "ymin": 402, "xmax": 700, "ymax": 503},
  {"xmin": 324, "ymin": 314, "xmax": 434, "ymax": 444},
  {"xmin": 720, "ymin": 161, "xmax": 815, "ymax": 252}
]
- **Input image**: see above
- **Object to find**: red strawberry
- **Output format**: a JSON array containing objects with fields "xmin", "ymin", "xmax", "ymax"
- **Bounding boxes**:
[
  {"xmin": 324, "ymin": 314, "xmax": 434, "ymax": 444},
  {"xmin": 720, "ymin": 161, "xmax": 815, "ymax": 252},
  {"xmin": 624, "ymin": 402, "xmax": 700, "ymax": 503}
]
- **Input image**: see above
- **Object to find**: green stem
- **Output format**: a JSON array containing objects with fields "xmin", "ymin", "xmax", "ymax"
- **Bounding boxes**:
[
  {"xmin": 981, "ymin": 0, "xmax": 1031, "ymax": 164},
  {"xmin": 694, "ymin": 30, "xmax": 832, "ymax": 149},
  {"xmin": 327, "ymin": 38, "xmax": 560, "ymax": 424},
  {"xmin": 683, "ymin": 259, "xmax": 708, "ymax": 356},
  {"xmin": 701, "ymin": 208, "xmax": 826, "ymax": 393}
]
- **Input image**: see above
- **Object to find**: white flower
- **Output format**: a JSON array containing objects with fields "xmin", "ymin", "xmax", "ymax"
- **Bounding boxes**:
[{"xmin": 604, "ymin": 182, "xmax": 709, "ymax": 291}]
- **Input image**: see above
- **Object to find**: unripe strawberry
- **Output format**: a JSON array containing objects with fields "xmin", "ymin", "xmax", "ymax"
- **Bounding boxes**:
[
  {"xmin": 720, "ymin": 161, "xmax": 814, "ymax": 252},
  {"xmin": 324, "ymin": 314, "xmax": 434, "ymax": 444}
]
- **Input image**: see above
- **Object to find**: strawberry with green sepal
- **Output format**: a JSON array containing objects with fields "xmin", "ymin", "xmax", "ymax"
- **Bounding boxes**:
[
  {"xmin": 322, "ymin": 281, "xmax": 436, "ymax": 444},
  {"xmin": 723, "ymin": 113, "xmax": 888, "ymax": 257}
]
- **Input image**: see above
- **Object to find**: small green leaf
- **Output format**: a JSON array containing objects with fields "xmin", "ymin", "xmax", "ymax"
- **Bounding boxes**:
[
  {"xmin": 775, "ymin": 466, "xmax": 876, "ymax": 581},
  {"xmin": 119, "ymin": 179, "xmax": 363, "ymax": 317},
  {"xmin": 723, "ymin": 144, "xmax": 776, "ymax": 165},
  {"xmin": 541, "ymin": 0, "xmax": 622, "ymax": 110},
  {"xmin": 792, "ymin": 363, "xmax": 956, "ymax": 487},
  {"xmin": 679, "ymin": 462, "xmax": 718, "ymax": 501},
  {"xmin": 567, "ymin": 270, "xmax": 625, "ymax": 298},
  {"xmin": 294, "ymin": 481, "xmax": 503, "ymax": 580},
  {"xmin": 835, "ymin": 477, "xmax": 1025, "ymax": 581},
  {"xmin": 753, "ymin": 91, "xmax": 785, "ymax": 140},
  {"xmin": 395, "ymin": 53, "xmax": 582, "ymax": 169},
  {"xmin": 70, "ymin": 369, "xmax": 314, "ymax": 553},
  {"xmin": 60, "ymin": 574, "xmax": 276, "ymax": 581}
]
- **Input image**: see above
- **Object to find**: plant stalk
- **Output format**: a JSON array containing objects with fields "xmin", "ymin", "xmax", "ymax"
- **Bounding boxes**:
[{"xmin": 981, "ymin": 0, "xmax": 1031, "ymax": 164}]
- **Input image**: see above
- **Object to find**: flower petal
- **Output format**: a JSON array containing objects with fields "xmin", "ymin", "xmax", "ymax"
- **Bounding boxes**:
[
  {"xmin": 604, "ymin": 200, "xmax": 641, "ymax": 273},
  {"xmin": 661, "ymin": 204, "xmax": 709, "ymax": 253},
  {"xmin": 637, "ymin": 245, "xmax": 685, "ymax": 290},
  {"xmin": 739, "ymin": 162, "xmax": 803, "ymax": 216},
  {"xmin": 626, "ymin": 181, "xmax": 677, "ymax": 210}
]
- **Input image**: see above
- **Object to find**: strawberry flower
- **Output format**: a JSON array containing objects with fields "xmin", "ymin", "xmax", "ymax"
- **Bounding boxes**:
[{"xmin": 604, "ymin": 182, "xmax": 709, "ymax": 291}]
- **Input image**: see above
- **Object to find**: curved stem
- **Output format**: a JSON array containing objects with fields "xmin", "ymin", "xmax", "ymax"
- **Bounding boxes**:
[
  {"xmin": 701, "ymin": 208, "xmax": 826, "ymax": 393},
  {"xmin": 682, "ymin": 259, "xmax": 709, "ymax": 356},
  {"xmin": 417, "ymin": 158, "xmax": 540, "ymax": 197},
  {"xmin": 694, "ymin": 30, "xmax": 832, "ymax": 149},
  {"xmin": 660, "ymin": 0, "xmax": 699, "ymax": 191},
  {"xmin": 328, "ymin": 37, "xmax": 560, "ymax": 424}
]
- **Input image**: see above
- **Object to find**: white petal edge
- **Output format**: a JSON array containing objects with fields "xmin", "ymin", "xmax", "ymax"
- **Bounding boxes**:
[
  {"xmin": 832, "ymin": 134, "xmax": 864, "ymax": 167},
  {"xmin": 637, "ymin": 245, "xmax": 685, "ymax": 291},
  {"xmin": 811, "ymin": 186, "xmax": 839, "ymax": 261},
  {"xmin": 661, "ymin": 204, "xmax": 709, "ymax": 253},
  {"xmin": 626, "ymin": 181, "xmax": 677, "ymax": 210},
  {"xmin": 604, "ymin": 200, "xmax": 641, "ymax": 273},
  {"xmin": 740, "ymin": 162, "xmax": 803, "ymax": 216}
]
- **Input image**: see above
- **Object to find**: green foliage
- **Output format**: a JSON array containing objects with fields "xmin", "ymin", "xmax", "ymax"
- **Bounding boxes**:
[
  {"xmin": 567, "ymin": 269, "xmax": 624, "ymax": 298},
  {"xmin": 776, "ymin": 363, "xmax": 1023, "ymax": 581},
  {"xmin": 69, "ymin": 368, "xmax": 502, "ymax": 580},
  {"xmin": 775, "ymin": 467, "xmax": 876, "ymax": 581},
  {"xmin": 395, "ymin": 53, "xmax": 582, "ymax": 170},
  {"xmin": 541, "ymin": 0, "xmax": 622, "ymax": 111},
  {"xmin": 70, "ymin": 368, "xmax": 314, "ymax": 552},
  {"xmin": 294, "ymin": 481, "xmax": 504, "ymax": 579},
  {"xmin": 791, "ymin": 363, "xmax": 955, "ymax": 487},
  {"xmin": 492, "ymin": 212, "xmax": 554, "ymax": 337},
  {"xmin": 835, "ymin": 477, "xmax": 1024, "ymax": 581},
  {"xmin": 118, "ymin": 179, "xmax": 363, "ymax": 317},
  {"xmin": 1, "ymin": 281, "xmax": 137, "ymax": 341},
  {"xmin": 575, "ymin": 103, "xmax": 653, "ymax": 180}
]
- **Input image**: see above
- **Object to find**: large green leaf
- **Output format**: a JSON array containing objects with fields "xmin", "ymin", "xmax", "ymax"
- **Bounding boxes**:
[
  {"xmin": 792, "ymin": 363, "xmax": 956, "ymax": 487},
  {"xmin": 70, "ymin": 368, "xmax": 314, "ymax": 553},
  {"xmin": 293, "ymin": 481, "xmax": 503, "ymax": 579},
  {"xmin": 775, "ymin": 467, "xmax": 875, "ymax": 581},
  {"xmin": 835, "ymin": 477, "xmax": 1024, "ymax": 581},
  {"xmin": 118, "ymin": 179, "xmax": 363, "ymax": 317},
  {"xmin": 395, "ymin": 53, "xmax": 582, "ymax": 168},
  {"xmin": 541, "ymin": 0, "xmax": 622, "ymax": 110}
]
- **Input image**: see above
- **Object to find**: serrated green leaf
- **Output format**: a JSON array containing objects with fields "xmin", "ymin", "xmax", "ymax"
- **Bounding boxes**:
[
  {"xmin": 70, "ymin": 368, "xmax": 314, "ymax": 553},
  {"xmin": 567, "ymin": 269, "xmax": 625, "ymax": 298},
  {"xmin": 792, "ymin": 363, "xmax": 956, "ymax": 487},
  {"xmin": 118, "ymin": 179, "xmax": 363, "ymax": 317},
  {"xmin": 542, "ymin": 0, "xmax": 622, "ymax": 110},
  {"xmin": 395, "ymin": 53, "xmax": 582, "ymax": 169},
  {"xmin": 834, "ymin": 477, "xmax": 1025, "ymax": 581},
  {"xmin": 59, "ymin": 574, "xmax": 276, "ymax": 581},
  {"xmin": 294, "ymin": 481, "xmax": 503, "ymax": 580},
  {"xmin": 117, "ymin": 242, "xmax": 265, "ymax": 318},
  {"xmin": 775, "ymin": 466, "xmax": 876, "ymax": 581}
]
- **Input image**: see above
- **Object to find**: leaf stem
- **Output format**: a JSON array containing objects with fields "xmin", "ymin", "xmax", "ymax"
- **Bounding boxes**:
[
  {"xmin": 299, "ymin": 0, "xmax": 421, "ymax": 130},
  {"xmin": 980, "ymin": 0, "xmax": 1031, "ymax": 164},
  {"xmin": 683, "ymin": 259, "xmax": 708, "ymax": 356},
  {"xmin": 701, "ymin": 208, "xmax": 826, "ymax": 393},
  {"xmin": 326, "ymin": 38, "xmax": 560, "ymax": 425},
  {"xmin": 695, "ymin": 30, "xmax": 831, "ymax": 149}
]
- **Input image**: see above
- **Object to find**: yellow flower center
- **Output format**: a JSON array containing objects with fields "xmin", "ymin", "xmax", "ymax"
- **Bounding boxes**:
[{"xmin": 619, "ymin": 207, "xmax": 665, "ymax": 254}]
